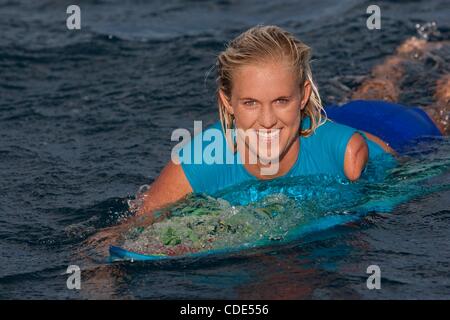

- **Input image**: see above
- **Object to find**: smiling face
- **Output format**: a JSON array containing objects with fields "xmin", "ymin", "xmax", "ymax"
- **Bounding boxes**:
[{"xmin": 219, "ymin": 60, "xmax": 311, "ymax": 168}]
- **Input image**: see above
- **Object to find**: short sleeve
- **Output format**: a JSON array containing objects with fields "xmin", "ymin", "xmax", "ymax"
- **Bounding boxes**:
[
  {"xmin": 320, "ymin": 119, "xmax": 393, "ymax": 177},
  {"xmin": 177, "ymin": 126, "xmax": 216, "ymax": 193},
  {"xmin": 176, "ymin": 121, "xmax": 240, "ymax": 195},
  {"xmin": 333, "ymin": 123, "xmax": 361, "ymax": 175},
  {"xmin": 322, "ymin": 120, "xmax": 360, "ymax": 176}
]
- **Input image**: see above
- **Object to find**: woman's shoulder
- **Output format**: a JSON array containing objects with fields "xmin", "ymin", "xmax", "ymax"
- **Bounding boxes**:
[
  {"xmin": 176, "ymin": 120, "xmax": 251, "ymax": 195},
  {"xmin": 303, "ymin": 116, "xmax": 391, "ymax": 161},
  {"xmin": 302, "ymin": 116, "xmax": 357, "ymax": 146},
  {"xmin": 297, "ymin": 117, "xmax": 356, "ymax": 173}
]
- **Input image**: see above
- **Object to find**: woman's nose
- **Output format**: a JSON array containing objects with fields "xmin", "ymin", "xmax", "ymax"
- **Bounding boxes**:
[{"xmin": 258, "ymin": 104, "xmax": 277, "ymax": 128}]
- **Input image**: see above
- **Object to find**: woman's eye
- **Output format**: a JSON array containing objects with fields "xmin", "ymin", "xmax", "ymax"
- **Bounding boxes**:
[
  {"xmin": 275, "ymin": 99, "xmax": 289, "ymax": 104},
  {"xmin": 243, "ymin": 100, "xmax": 257, "ymax": 107}
]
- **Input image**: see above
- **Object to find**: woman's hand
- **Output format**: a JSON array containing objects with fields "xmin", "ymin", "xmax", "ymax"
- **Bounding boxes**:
[
  {"xmin": 81, "ymin": 209, "xmax": 159, "ymax": 258},
  {"xmin": 82, "ymin": 223, "xmax": 129, "ymax": 258},
  {"xmin": 80, "ymin": 160, "xmax": 192, "ymax": 260}
]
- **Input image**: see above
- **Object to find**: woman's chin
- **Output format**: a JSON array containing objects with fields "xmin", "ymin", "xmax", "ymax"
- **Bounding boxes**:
[
  {"xmin": 256, "ymin": 151, "xmax": 281, "ymax": 165},
  {"xmin": 245, "ymin": 143, "xmax": 284, "ymax": 165}
]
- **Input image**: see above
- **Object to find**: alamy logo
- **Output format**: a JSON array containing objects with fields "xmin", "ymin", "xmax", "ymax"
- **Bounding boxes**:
[
  {"xmin": 366, "ymin": 5, "xmax": 381, "ymax": 30},
  {"xmin": 66, "ymin": 265, "xmax": 81, "ymax": 290},
  {"xmin": 66, "ymin": 5, "xmax": 81, "ymax": 30},
  {"xmin": 171, "ymin": 121, "xmax": 281, "ymax": 175},
  {"xmin": 366, "ymin": 265, "xmax": 381, "ymax": 290}
]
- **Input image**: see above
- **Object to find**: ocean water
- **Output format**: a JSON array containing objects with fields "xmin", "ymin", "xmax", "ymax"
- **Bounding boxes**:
[{"xmin": 0, "ymin": 0, "xmax": 449, "ymax": 299}]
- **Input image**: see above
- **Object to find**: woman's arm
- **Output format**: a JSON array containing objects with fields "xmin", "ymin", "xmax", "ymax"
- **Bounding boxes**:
[
  {"xmin": 82, "ymin": 161, "xmax": 193, "ymax": 254},
  {"xmin": 343, "ymin": 132, "xmax": 369, "ymax": 181},
  {"xmin": 343, "ymin": 129, "xmax": 398, "ymax": 181},
  {"xmin": 361, "ymin": 131, "xmax": 396, "ymax": 154},
  {"xmin": 135, "ymin": 160, "xmax": 193, "ymax": 218}
]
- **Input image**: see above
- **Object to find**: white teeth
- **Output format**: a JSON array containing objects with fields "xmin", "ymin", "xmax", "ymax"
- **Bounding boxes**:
[{"xmin": 256, "ymin": 129, "xmax": 280, "ymax": 141}]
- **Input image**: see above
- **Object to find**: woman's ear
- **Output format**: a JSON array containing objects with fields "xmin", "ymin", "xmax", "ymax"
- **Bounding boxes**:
[
  {"xmin": 300, "ymin": 80, "xmax": 312, "ymax": 110},
  {"xmin": 218, "ymin": 89, "xmax": 234, "ymax": 115}
]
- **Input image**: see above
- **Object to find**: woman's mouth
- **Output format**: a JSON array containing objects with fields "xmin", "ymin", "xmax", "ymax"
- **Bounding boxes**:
[{"xmin": 255, "ymin": 129, "xmax": 281, "ymax": 143}]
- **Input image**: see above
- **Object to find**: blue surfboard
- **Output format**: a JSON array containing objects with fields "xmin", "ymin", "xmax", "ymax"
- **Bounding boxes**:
[{"xmin": 109, "ymin": 162, "xmax": 447, "ymax": 262}]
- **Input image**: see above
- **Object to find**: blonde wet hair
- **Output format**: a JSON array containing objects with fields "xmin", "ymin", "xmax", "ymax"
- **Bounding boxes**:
[{"xmin": 216, "ymin": 25, "xmax": 326, "ymax": 150}]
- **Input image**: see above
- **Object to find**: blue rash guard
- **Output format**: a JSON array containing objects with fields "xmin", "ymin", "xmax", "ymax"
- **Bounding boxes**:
[{"xmin": 178, "ymin": 100, "xmax": 442, "ymax": 195}]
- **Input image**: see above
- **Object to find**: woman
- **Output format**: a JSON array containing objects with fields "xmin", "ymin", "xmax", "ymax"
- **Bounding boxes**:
[
  {"xmin": 88, "ymin": 25, "xmax": 448, "ymax": 250},
  {"xmin": 134, "ymin": 26, "xmax": 447, "ymax": 215}
]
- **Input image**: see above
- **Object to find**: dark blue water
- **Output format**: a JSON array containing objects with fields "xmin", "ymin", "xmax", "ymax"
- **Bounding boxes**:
[{"xmin": 1, "ymin": 0, "xmax": 449, "ymax": 299}]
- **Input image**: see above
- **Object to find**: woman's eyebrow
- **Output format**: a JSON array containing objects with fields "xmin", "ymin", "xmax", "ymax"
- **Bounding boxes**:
[
  {"xmin": 239, "ymin": 95, "xmax": 291, "ymax": 101},
  {"xmin": 273, "ymin": 95, "xmax": 291, "ymax": 100}
]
